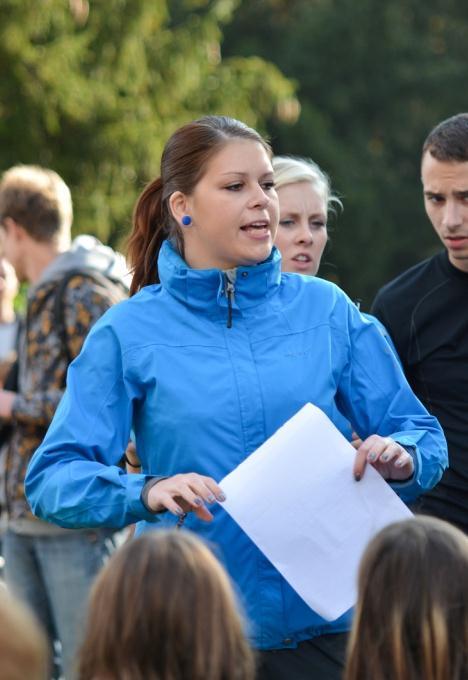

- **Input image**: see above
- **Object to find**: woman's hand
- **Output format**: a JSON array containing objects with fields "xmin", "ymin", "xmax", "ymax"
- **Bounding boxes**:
[
  {"xmin": 353, "ymin": 434, "xmax": 414, "ymax": 482},
  {"xmin": 147, "ymin": 473, "xmax": 225, "ymax": 522}
]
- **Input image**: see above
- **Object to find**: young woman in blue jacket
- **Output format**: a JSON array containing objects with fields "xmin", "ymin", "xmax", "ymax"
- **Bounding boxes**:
[{"xmin": 25, "ymin": 116, "xmax": 447, "ymax": 680}]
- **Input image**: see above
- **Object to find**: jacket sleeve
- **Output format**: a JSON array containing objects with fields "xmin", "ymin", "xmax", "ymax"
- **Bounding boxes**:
[
  {"xmin": 335, "ymin": 299, "xmax": 448, "ymax": 503},
  {"xmin": 24, "ymin": 317, "xmax": 159, "ymax": 529},
  {"xmin": 12, "ymin": 276, "xmax": 120, "ymax": 427}
]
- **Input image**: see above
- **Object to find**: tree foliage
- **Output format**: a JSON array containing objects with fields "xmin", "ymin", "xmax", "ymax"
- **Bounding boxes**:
[
  {"xmin": 224, "ymin": 0, "xmax": 468, "ymax": 306},
  {"xmin": 0, "ymin": 0, "xmax": 297, "ymax": 246}
]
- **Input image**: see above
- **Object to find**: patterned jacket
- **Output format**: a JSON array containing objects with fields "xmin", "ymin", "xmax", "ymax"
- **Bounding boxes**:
[{"xmin": 4, "ymin": 236, "xmax": 128, "ymax": 522}]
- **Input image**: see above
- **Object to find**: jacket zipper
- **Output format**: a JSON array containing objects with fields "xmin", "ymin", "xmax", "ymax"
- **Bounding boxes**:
[{"xmin": 225, "ymin": 278, "xmax": 235, "ymax": 328}]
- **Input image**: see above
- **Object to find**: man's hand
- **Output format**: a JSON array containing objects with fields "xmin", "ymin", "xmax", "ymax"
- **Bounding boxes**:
[{"xmin": 0, "ymin": 389, "xmax": 16, "ymax": 420}]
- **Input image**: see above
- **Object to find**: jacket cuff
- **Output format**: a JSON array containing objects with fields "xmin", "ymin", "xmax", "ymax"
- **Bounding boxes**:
[
  {"xmin": 388, "ymin": 445, "xmax": 418, "ymax": 487},
  {"xmin": 140, "ymin": 476, "xmax": 169, "ymax": 513}
]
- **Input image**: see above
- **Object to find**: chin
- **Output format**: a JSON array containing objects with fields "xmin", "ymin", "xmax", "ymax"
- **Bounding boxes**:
[
  {"xmin": 292, "ymin": 264, "xmax": 316, "ymax": 276},
  {"xmin": 245, "ymin": 247, "xmax": 273, "ymax": 265}
]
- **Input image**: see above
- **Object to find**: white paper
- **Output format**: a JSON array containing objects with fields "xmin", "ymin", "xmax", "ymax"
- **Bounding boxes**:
[{"xmin": 219, "ymin": 403, "xmax": 413, "ymax": 620}]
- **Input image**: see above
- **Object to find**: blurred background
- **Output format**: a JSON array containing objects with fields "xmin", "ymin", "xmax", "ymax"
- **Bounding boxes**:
[{"xmin": 1, "ymin": 0, "xmax": 468, "ymax": 307}]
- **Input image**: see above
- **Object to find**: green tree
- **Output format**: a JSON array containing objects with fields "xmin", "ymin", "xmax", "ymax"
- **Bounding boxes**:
[
  {"xmin": 0, "ymin": 0, "xmax": 297, "ymax": 246},
  {"xmin": 224, "ymin": 0, "xmax": 468, "ymax": 306}
]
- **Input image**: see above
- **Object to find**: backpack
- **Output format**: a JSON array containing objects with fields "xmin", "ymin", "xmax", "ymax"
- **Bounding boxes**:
[
  {"xmin": 52, "ymin": 267, "xmax": 127, "ymax": 365},
  {"xmin": 0, "ymin": 267, "xmax": 127, "ymax": 446}
]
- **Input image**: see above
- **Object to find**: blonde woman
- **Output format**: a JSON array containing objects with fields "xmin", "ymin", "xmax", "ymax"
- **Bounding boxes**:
[{"xmin": 272, "ymin": 155, "xmax": 341, "ymax": 276}]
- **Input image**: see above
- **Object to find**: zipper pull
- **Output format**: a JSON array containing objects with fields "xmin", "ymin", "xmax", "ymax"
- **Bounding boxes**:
[{"xmin": 225, "ymin": 279, "xmax": 235, "ymax": 328}]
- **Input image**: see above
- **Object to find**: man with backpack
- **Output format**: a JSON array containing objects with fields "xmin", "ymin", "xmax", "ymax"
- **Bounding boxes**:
[{"xmin": 0, "ymin": 165, "xmax": 128, "ymax": 678}]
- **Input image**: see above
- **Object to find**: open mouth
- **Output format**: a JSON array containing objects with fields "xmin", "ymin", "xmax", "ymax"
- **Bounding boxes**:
[
  {"xmin": 292, "ymin": 254, "xmax": 312, "ymax": 263},
  {"xmin": 240, "ymin": 221, "xmax": 270, "ymax": 236}
]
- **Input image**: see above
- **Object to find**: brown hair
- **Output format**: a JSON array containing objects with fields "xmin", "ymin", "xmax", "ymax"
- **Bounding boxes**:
[
  {"xmin": 0, "ymin": 589, "xmax": 49, "ymax": 680},
  {"xmin": 345, "ymin": 516, "xmax": 468, "ymax": 680},
  {"xmin": 0, "ymin": 165, "xmax": 73, "ymax": 243},
  {"xmin": 127, "ymin": 115, "xmax": 270, "ymax": 295},
  {"xmin": 78, "ymin": 530, "xmax": 256, "ymax": 680},
  {"xmin": 422, "ymin": 113, "xmax": 468, "ymax": 162}
]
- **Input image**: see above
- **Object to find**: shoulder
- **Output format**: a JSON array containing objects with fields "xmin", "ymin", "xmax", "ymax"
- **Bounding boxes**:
[
  {"xmin": 61, "ymin": 271, "xmax": 127, "ymax": 307},
  {"xmin": 373, "ymin": 254, "xmax": 442, "ymax": 309},
  {"xmin": 279, "ymin": 272, "xmax": 355, "ymax": 331},
  {"xmin": 83, "ymin": 283, "xmax": 162, "ymax": 342},
  {"xmin": 281, "ymin": 272, "xmax": 347, "ymax": 302}
]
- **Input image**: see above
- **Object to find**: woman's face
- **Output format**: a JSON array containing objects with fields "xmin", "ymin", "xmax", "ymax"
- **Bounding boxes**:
[
  {"xmin": 179, "ymin": 139, "xmax": 279, "ymax": 271},
  {"xmin": 275, "ymin": 181, "xmax": 328, "ymax": 276}
]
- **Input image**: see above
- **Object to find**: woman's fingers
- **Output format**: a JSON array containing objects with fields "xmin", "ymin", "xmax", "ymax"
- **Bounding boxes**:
[
  {"xmin": 146, "ymin": 473, "xmax": 225, "ymax": 520},
  {"xmin": 350, "ymin": 431, "xmax": 362, "ymax": 450},
  {"xmin": 353, "ymin": 434, "xmax": 387, "ymax": 480},
  {"xmin": 353, "ymin": 446, "xmax": 368, "ymax": 481},
  {"xmin": 354, "ymin": 435, "xmax": 414, "ymax": 481},
  {"xmin": 184, "ymin": 473, "xmax": 226, "ymax": 504},
  {"xmin": 385, "ymin": 449, "xmax": 414, "ymax": 480}
]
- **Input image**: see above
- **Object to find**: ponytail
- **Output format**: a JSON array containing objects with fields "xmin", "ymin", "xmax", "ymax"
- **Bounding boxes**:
[{"xmin": 127, "ymin": 177, "xmax": 166, "ymax": 296}]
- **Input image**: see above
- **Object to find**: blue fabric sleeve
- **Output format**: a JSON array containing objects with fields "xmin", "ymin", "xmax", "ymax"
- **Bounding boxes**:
[
  {"xmin": 25, "ymin": 318, "xmax": 160, "ymax": 529},
  {"xmin": 335, "ymin": 301, "xmax": 448, "ymax": 503}
]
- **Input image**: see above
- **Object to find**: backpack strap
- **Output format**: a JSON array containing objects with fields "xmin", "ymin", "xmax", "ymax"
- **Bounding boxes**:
[{"xmin": 53, "ymin": 268, "xmax": 125, "ymax": 366}]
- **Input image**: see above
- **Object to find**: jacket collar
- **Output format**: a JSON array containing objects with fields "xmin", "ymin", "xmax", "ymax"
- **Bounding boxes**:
[{"xmin": 158, "ymin": 240, "xmax": 282, "ymax": 312}]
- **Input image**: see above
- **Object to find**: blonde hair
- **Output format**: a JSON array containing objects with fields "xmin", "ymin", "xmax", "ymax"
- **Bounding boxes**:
[
  {"xmin": 345, "ymin": 516, "xmax": 468, "ymax": 680},
  {"xmin": 272, "ymin": 155, "xmax": 342, "ymax": 214},
  {"xmin": 0, "ymin": 588, "xmax": 49, "ymax": 680},
  {"xmin": 78, "ymin": 530, "xmax": 256, "ymax": 680},
  {"xmin": 0, "ymin": 165, "xmax": 72, "ymax": 246}
]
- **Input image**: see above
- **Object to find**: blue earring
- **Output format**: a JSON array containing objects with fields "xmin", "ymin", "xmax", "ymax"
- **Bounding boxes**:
[{"xmin": 181, "ymin": 215, "xmax": 192, "ymax": 226}]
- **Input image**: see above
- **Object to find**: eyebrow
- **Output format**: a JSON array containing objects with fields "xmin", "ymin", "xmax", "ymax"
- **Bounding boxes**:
[
  {"xmin": 220, "ymin": 171, "xmax": 274, "ymax": 178},
  {"xmin": 281, "ymin": 211, "xmax": 326, "ymax": 219},
  {"xmin": 424, "ymin": 190, "xmax": 468, "ymax": 197}
]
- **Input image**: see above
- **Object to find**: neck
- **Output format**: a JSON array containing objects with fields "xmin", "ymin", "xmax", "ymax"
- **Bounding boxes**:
[
  {"xmin": 448, "ymin": 252, "xmax": 468, "ymax": 274},
  {"xmin": 25, "ymin": 241, "xmax": 66, "ymax": 285}
]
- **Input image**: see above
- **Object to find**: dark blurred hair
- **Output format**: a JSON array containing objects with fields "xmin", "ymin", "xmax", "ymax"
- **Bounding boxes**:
[
  {"xmin": 0, "ymin": 165, "xmax": 72, "ymax": 243},
  {"xmin": 345, "ymin": 516, "xmax": 468, "ymax": 680},
  {"xmin": 422, "ymin": 113, "xmax": 468, "ymax": 162},
  {"xmin": 78, "ymin": 530, "xmax": 256, "ymax": 680},
  {"xmin": 127, "ymin": 115, "xmax": 270, "ymax": 295}
]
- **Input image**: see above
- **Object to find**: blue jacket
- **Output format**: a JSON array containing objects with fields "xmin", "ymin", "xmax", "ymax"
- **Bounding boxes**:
[{"xmin": 25, "ymin": 241, "xmax": 447, "ymax": 649}]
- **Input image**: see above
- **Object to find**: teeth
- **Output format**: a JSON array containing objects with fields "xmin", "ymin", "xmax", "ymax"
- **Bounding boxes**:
[{"xmin": 294, "ymin": 255, "xmax": 310, "ymax": 261}]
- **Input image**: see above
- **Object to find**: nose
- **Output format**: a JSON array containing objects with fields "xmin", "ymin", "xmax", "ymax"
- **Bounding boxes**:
[
  {"xmin": 295, "ymin": 220, "xmax": 313, "ymax": 244},
  {"xmin": 443, "ymin": 200, "xmax": 462, "ymax": 231},
  {"xmin": 249, "ymin": 183, "xmax": 270, "ymax": 208}
]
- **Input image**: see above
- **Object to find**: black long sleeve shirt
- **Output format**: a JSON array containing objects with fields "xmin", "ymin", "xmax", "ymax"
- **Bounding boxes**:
[{"xmin": 372, "ymin": 250, "xmax": 468, "ymax": 532}]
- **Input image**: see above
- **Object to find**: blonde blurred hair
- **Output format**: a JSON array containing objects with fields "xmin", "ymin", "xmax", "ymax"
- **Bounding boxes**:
[
  {"xmin": 0, "ymin": 587, "xmax": 49, "ymax": 680},
  {"xmin": 345, "ymin": 516, "xmax": 468, "ymax": 680},
  {"xmin": 78, "ymin": 530, "xmax": 256, "ymax": 680}
]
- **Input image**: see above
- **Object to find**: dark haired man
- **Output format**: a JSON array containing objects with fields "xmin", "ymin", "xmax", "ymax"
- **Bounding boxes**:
[
  {"xmin": 372, "ymin": 113, "xmax": 468, "ymax": 533},
  {"xmin": 0, "ymin": 165, "xmax": 128, "ymax": 678}
]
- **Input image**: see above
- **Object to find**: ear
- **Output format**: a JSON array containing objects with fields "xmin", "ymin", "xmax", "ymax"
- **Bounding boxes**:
[
  {"xmin": 3, "ymin": 217, "xmax": 26, "ymax": 242},
  {"xmin": 168, "ymin": 191, "xmax": 192, "ymax": 226}
]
